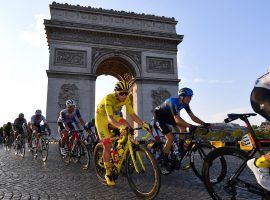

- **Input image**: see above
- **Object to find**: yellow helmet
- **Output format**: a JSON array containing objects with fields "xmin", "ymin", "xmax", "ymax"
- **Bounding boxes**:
[{"xmin": 114, "ymin": 81, "xmax": 129, "ymax": 91}]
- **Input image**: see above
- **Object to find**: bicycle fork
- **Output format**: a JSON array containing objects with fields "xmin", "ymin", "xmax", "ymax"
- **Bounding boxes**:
[{"xmin": 128, "ymin": 141, "xmax": 145, "ymax": 173}]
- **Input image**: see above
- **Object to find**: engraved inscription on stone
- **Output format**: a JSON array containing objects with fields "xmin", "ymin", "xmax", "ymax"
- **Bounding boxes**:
[
  {"xmin": 54, "ymin": 49, "xmax": 86, "ymax": 67},
  {"xmin": 58, "ymin": 84, "xmax": 80, "ymax": 110},
  {"xmin": 151, "ymin": 87, "xmax": 171, "ymax": 111},
  {"xmin": 146, "ymin": 57, "xmax": 173, "ymax": 74}
]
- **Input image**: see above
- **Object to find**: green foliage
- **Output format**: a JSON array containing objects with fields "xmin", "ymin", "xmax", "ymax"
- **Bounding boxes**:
[
  {"xmin": 231, "ymin": 129, "xmax": 244, "ymax": 139},
  {"xmin": 255, "ymin": 129, "xmax": 270, "ymax": 138}
]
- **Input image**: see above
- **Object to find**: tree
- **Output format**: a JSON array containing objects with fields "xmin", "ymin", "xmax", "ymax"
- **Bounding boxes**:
[{"xmin": 231, "ymin": 129, "xmax": 244, "ymax": 139}]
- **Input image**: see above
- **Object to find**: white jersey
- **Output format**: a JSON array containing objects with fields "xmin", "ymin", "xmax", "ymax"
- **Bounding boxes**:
[
  {"xmin": 31, "ymin": 115, "xmax": 47, "ymax": 126},
  {"xmin": 255, "ymin": 72, "xmax": 270, "ymax": 90}
]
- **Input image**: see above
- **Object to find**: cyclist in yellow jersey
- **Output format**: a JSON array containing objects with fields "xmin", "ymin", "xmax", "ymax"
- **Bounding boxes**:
[{"xmin": 95, "ymin": 81, "xmax": 151, "ymax": 186}]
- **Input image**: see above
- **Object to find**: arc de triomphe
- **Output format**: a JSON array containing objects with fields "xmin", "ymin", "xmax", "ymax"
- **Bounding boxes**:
[{"xmin": 44, "ymin": 2, "xmax": 183, "ymax": 136}]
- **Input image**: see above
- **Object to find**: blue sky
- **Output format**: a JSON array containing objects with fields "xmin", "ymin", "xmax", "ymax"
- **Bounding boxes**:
[{"xmin": 0, "ymin": 0, "xmax": 269, "ymax": 126}]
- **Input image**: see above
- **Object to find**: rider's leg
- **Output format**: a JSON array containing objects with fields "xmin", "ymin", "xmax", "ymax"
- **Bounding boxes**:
[
  {"xmin": 164, "ymin": 132, "xmax": 173, "ymax": 154},
  {"xmin": 58, "ymin": 130, "xmax": 68, "ymax": 155},
  {"xmin": 96, "ymin": 116, "xmax": 115, "ymax": 186}
]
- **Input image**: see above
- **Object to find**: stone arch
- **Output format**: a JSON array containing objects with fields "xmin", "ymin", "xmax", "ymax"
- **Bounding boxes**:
[{"xmin": 92, "ymin": 52, "xmax": 141, "ymax": 82}]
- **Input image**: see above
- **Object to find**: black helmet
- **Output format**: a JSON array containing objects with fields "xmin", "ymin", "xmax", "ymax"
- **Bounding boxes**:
[
  {"xmin": 178, "ymin": 88, "xmax": 193, "ymax": 97},
  {"xmin": 18, "ymin": 113, "xmax": 24, "ymax": 118}
]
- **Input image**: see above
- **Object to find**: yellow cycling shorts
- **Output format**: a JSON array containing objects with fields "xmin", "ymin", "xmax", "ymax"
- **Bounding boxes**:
[{"xmin": 95, "ymin": 114, "xmax": 125, "ymax": 141}]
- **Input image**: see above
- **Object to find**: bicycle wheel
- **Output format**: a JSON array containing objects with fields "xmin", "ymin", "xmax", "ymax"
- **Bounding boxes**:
[
  {"xmin": 203, "ymin": 147, "xmax": 262, "ymax": 200},
  {"xmin": 77, "ymin": 142, "xmax": 90, "ymax": 170},
  {"xmin": 190, "ymin": 143, "xmax": 226, "ymax": 182},
  {"xmin": 126, "ymin": 144, "xmax": 160, "ymax": 200},
  {"xmin": 41, "ymin": 139, "xmax": 49, "ymax": 162},
  {"xmin": 93, "ymin": 143, "xmax": 107, "ymax": 185}
]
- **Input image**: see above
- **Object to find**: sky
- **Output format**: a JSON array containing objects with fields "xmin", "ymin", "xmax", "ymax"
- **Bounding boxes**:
[{"xmin": 0, "ymin": 0, "xmax": 269, "ymax": 126}]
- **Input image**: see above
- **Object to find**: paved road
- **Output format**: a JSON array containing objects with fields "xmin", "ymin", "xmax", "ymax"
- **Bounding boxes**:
[{"xmin": 0, "ymin": 143, "xmax": 213, "ymax": 200}]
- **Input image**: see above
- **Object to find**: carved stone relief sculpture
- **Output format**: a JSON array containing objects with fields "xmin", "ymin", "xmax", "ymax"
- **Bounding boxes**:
[
  {"xmin": 151, "ymin": 87, "xmax": 171, "ymax": 111},
  {"xmin": 146, "ymin": 57, "xmax": 174, "ymax": 74},
  {"xmin": 54, "ymin": 49, "xmax": 86, "ymax": 68},
  {"xmin": 58, "ymin": 84, "xmax": 80, "ymax": 110}
]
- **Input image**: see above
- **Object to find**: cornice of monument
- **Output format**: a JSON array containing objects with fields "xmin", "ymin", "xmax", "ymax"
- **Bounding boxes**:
[
  {"xmin": 50, "ymin": 2, "xmax": 177, "ymax": 24},
  {"xmin": 44, "ymin": 19, "xmax": 183, "ymax": 42},
  {"xmin": 46, "ymin": 70, "xmax": 97, "ymax": 80},
  {"xmin": 134, "ymin": 77, "xmax": 180, "ymax": 83},
  {"xmin": 44, "ymin": 22, "xmax": 182, "ymax": 51}
]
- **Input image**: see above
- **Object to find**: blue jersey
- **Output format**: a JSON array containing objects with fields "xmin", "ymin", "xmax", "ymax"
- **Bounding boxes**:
[{"xmin": 158, "ymin": 97, "xmax": 191, "ymax": 116}]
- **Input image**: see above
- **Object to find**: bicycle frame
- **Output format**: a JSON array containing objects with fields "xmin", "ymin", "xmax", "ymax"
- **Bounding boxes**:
[
  {"xmin": 223, "ymin": 114, "xmax": 270, "ymax": 196},
  {"xmin": 152, "ymin": 128, "xmax": 208, "ymax": 166},
  {"xmin": 111, "ymin": 129, "xmax": 146, "ymax": 174}
]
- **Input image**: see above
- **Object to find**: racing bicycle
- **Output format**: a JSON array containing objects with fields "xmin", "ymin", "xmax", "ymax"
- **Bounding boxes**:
[
  {"xmin": 93, "ymin": 127, "xmax": 160, "ymax": 199},
  {"xmin": 203, "ymin": 113, "xmax": 270, "ymax": 200},
  {"xmin": 59, "ymin": 129, "xmax": 90, "ymax": 170}
]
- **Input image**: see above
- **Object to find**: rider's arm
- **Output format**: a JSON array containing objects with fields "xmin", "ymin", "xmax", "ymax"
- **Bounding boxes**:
[
  {"xmin": 43, "ymin": 117, "xmax": 51, "ymax": 135},
  {"xmin": 75, "ymin": 109, "xmax": 85, "ymax": 128},
  {"xmin": 188, "ymin": 112, "xmax": 205, "ymax": 125},
  {"xmin": 129, "ymin": 113, "xmax": 144, "ymax": 125},
  {"xmin": 78, "ymin": 117, "xmax": 85, "ymax": 128},
  {"xmin": 107, "ymin": 115, "xmax": 124, "ymax": 128},
  {"xmin": 167, "ymin": 100, "xmax": 192, "ymax": 128},
  {"xmin": 60, "ymin": 112, "xmax": 70, "ymax": 131},
  {"xmin": 174, "ymin": 115, "xmax": 192, "ymax": 127},
  {"xmin": 125, "ymin": 95, "xmax": 144, "ymax": 125}
]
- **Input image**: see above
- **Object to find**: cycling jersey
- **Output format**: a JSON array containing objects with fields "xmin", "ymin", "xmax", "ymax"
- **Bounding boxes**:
[
  {"xmin": 255, "ymin": 72, "xmax": 270, "ymax": 90},
  {"xmin": 31, "ymin": 115, "xmax": 47, "ymax": 126},
  {"xmin": 57, "ymin": 108, "xmax": 81, "ymax": 124},
  {"xmin": 3, "ymin": 124, "xmax": 12, "ymax": 136},
  {"xmin": 153, "ymin": 97, "xmax": 192, "ymax": 135},
  {"xmin": 14, "ymin": 118, "xmax": 27, "ymax": 127},
  {"xmin": 155, "ymin": 97, "xmax": 191, "ymax": 123},
  {"xmin": 95, "ymin": 93, "xmax": 134, "ymax": 140},
  {"xmin": 96, "ymin": 93, "xmax": 134, "ymax": 117},
  {"xmin": 13, "ymin": 118, "xmax": 27, "ymax": 135}
]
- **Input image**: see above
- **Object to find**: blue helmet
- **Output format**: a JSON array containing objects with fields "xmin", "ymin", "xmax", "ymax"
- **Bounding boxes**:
[{"xmin": 178, "ymin": 88, "xmax": 193, "ymax": 97}]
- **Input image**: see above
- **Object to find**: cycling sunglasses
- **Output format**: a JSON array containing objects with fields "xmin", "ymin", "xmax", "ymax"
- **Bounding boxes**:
[{"xmin": 118, "ymin": 91, "xmax": 129, "ymax": 96}]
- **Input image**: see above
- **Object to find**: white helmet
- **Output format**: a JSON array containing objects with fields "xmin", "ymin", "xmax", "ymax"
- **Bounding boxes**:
[
  {"xmin": 35, "ymin": 109, "xmax": 42, "ymax": 115},
  {"xmin": 66, "ymin": 99, "xmax": 76, "ymax": 107}
]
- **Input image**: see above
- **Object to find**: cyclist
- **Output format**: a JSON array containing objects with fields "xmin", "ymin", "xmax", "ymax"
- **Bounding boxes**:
[
  {"xmin": 13, "ymin": 113, "xmax": 27, "ymax": 143},
  {"xmin": 153, "ymin": 87, "xmax": 210, "ymax": 173},
  {"xmin": 3, "ymin": 122, "xmax": 13, "ymax": 145},
  {"xmin": 95, "ymin": 81, "xmax": 151, "ymax": 186},
  {"xmin": 30, "ymin": 110, "xmax": 51, "ymax": 147},
  {"xmin": 247, "ymin": 69, "xmax": 270, "ymax": 191},
  {"xmin": 57, "ymin": 99, "xmax": 86, "ymax": 156}
]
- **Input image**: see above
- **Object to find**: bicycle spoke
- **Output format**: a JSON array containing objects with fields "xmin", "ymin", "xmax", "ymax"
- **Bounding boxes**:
[{"xmin": 126, "ymin": 145, "xmax": 160, "ymax": 199}]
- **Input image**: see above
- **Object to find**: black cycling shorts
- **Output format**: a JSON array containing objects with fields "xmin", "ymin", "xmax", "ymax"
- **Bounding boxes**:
[{"xmin": 153, "ymin": 108, "xmax": 176, "ymax": 135}]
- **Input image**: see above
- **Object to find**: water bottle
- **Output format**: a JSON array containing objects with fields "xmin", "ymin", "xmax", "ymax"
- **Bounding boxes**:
[
  {"xmin": 111, "ymin": 149, "xmax": 119, "ymax": 164},
  {"xmin": 117, "ymin": 145, "xmax": 124, "ymax": 159}
]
